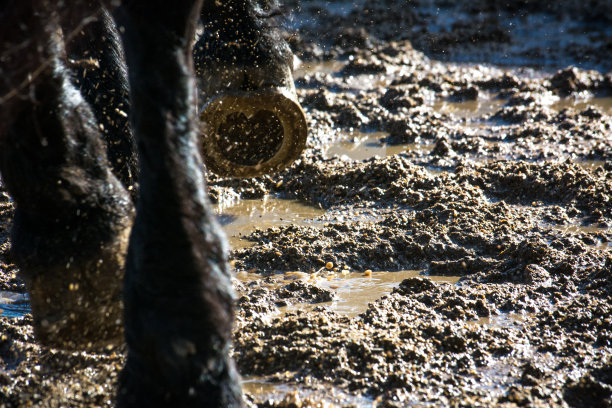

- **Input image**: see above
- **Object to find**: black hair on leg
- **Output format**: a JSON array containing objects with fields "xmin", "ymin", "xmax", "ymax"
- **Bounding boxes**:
[
  {"xmin": 64, "ymin": 6, "xmax": 138, "ymax": 195},
  {"xmin": 195, "ymin": 0, "xmax": 294, "ymax": 94},
  {"xmin": 115, "ymin": 1, "xmax": 243, "ymax": 406}
]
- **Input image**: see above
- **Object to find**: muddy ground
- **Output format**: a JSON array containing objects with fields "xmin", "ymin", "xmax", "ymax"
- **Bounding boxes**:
[{"xmin": 1, "ymin": 0, "xmax": 612, "ymax": 407}]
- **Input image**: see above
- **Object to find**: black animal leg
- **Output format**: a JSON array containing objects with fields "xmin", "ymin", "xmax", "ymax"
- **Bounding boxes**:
[
  {"xmin": 0, "ymin": 2, "xmax": 134, "ymax": 349},
  {"xmin": 116, "ymin": 1, "xmax": 242, "ymax": 406},
  {"xmin": 64, "ymin": 5, "xmax": 138, "ymax": 195}
]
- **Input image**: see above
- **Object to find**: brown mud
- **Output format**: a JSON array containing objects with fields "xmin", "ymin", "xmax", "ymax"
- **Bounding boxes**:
[{"xmin": 1, "ymin": 1, "xmax": 612, "ymax": 407}]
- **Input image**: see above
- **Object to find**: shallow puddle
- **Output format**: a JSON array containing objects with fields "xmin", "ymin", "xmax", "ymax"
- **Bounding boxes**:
[
  {"xmin": 216, "ymin": 196, "xmax": 326, "ymax": 250},
  {"xmin": 314, "ymin": 270, "xmax": 460, "ymax": 318},
  {"xmin": 242, "ymin": 377, "xmax": 374, "ymax": 407},
  {"xmin": 552, "ymin": 223, "xmax": 611, "ymax": 235},
  {"xmin": 343, "ymin": 73, "xmax": 392, "ymax": 90},
  {"xmin": 467, "ymin": 312, "xmax": 534, "ymax": 329},
  {"xmin": 547, "ymin": 223, "xmax": 611, "ymax": 250},
  {"xmin": 293, "ymin": 60, "xmax": 345, "ymax": 79},
  {"xmin": 324, "ymin": 130, "xmax": 433, "ymax": 161},
  {"xmin": 551, "ymin": 96, "xmax": 612, "ymax": 115},
  {"xmin": 433, "ymin": 93, "xmax": 506, "ymax": 119},
  {"xmin": 0, "ymin": 291, "xmax": 29, "ymax": 318},
  {"xmin": 236, "ymin": 269, "xmax": 460, "ymax": 319},
  {"xmin": 578, "ymin": 160, "xmax": 607, "ymax": 170}
]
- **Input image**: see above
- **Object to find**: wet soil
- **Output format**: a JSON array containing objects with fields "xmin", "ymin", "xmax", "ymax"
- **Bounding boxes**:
[{"xmin": 1, "ymin": 1, "xmax": 612, "ymax": 407}]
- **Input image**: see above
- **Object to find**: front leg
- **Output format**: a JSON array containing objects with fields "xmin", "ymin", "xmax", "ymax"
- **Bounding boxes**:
[{"xmin": 115, "ymin": 1, "xmax": 242, "ymax": 406}]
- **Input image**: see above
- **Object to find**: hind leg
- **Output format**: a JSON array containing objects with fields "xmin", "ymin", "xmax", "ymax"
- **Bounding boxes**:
[{"xmin": 195, "ymin": 0, "xmax": 308, "ymax": 178}]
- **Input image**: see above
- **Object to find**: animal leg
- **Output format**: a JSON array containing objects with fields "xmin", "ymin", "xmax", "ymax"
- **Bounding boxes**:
[
  {"xmin": 115, "ymin": 1, "xmax": 242, "ymax": 406},
  {"xmin": 195, "ymin": 0, "xmax": 308, "ymax": 177},
  {"xmin": 0, "ymin": 1, "xmax": 134, "ymax": 350}
]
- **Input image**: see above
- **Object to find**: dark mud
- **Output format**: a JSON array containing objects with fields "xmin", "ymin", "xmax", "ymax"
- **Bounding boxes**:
[{"xmin": 1, "ymin": 1, "xmax": 612, "ymax": 407}]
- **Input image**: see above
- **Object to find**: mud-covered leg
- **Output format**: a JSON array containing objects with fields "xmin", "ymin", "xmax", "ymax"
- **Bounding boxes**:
[
  {"xmin": 115, "ymin": 1, "xmax": 242, "ymax": 406},
  {"xmin": 65, "ymin": 6, "xmax": 138, "ymax": 194},
  {"xmin": 0, "ymin": 3, "xmax": 134, "ymax": 349},
  {"xmin": 195, "ymin": 0, "xmax": 307, "ymax": 178}
]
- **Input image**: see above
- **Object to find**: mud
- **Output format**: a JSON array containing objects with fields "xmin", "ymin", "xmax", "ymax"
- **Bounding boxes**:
[{"xmin": 1, "ymin": 1, "xmax": 612, "ymax": 407}]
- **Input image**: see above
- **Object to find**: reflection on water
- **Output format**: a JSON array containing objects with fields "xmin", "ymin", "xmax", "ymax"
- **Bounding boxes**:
[
  {"xmin": 0, "ymin": 291, "xmax": 30, "ymax": 318},
  {"xmin": 467, "ymin": 312, "xmax": 534, "ymax": 329},
  {"xmin": 343, "ymin": 73, "xmax": 392, "ymax": 90},
  {"xmin": 293, "ymin": 60, "xmax": 345, "ymax": 79},
  {"xmin": 216, "ymin": 196, "xmax": 326, "ymax": 250},
  {"xmin": 238, "ymin": 270, "xmax": 460, "ymax": 405},
  {"xmin": 578, "ymin": 160, "xmax": 607, "ymax": 170}
]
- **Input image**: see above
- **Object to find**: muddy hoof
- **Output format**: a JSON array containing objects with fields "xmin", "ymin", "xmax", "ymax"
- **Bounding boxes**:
[
  {"xmin": 22, "ymin": 224, "xmax": 131, "ymax": 350},
  {"xmin": 200, "ymin": 87, "xmax": 307, "ymax": 178}
]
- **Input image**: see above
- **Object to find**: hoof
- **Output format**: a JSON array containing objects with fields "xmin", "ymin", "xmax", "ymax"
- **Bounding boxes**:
[
  {"xmin": 199, "ymin": 87, "xmax": 307, "ymax": 178},
  {"xmin": 23, "ymin": 224, "xmax": 131, "ymax": 350}
]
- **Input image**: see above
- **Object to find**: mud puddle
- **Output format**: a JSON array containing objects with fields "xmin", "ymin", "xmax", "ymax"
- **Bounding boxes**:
[
  {"xmin": 415, "ymin": 6, "xmax": 612, "ymax": 70},
  {"xmin": 216, "ymin": 196, "xmax": 326, "ymax": 250},
  {"xmin": 438, "ymin": 93, "xmax": 612, "ymax": 121},
  {"xmin": 551, "ymin": 96, "xmax": 612, "ymax": 115},
  {"xmin": 2, "ymin": 1, "xmax": 612, "ymax": 406},
  {"xmin": 237, "ymin": 269, "xmax": 461, "ymax": 319},
  {"xmin": 433, "ymin": 93, "xmax": 506, "ymax": 119},
  {"xmin": 242, "ymin": 377, "xmax": 374, "ymax": 408},
  {"xmin": 467, "ymin": 312, "xmax": 534, "ymax": 329},
  {"xmin": 578, "ymin": 160, "xmax": 607, "ymax": 170},
  {"xmin": 546, "ymin": 223, "xmax": 611, "ymax": 250},
  {"xmin": 286, "ymin": 270, "xmax": 460, "ymax": 318},
  {"xmin": 323, "ymin": 93, "xmax": 611, "ymax": 165},
  {"xmin": 293, "ymin": 60, "xmax": 345, "ymax": 80},
  {"xmin": 325, "ymin": 130, "xmax": 433, "ymax": 161}
]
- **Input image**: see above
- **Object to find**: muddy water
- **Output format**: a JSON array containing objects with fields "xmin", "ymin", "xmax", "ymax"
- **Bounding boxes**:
[
  {"xmin": 467, "ymin": 312, "xmax": 534, "ymax": 329},
  {"xmin": 293, "ymin": 60, "xmax": 344, "ymax": 79},
  {"xmin": 220, "ymin": 195, "xmax": 460, "ymax": 319},
  {"xmin": 0, "ymin": 197, "xmax": 326, "ymax": 318},
  {"xmin": 551, "ymin": 96, "xmax": 612, "ymax": 115},
  {"xmin": 238, "ymin": 269, "xmax": 460, "ymax": 318},
  {"xmin": 2, "ymin": 1, "xmax": 612, "ymax": 405},
  {"xmin": 216, "ymin": 196, "xmax": 326, "ymax": 249},
  {"xmin": 547, "ymin": 223, "xmax": 611, "ymax": 250},
  {"xmin": 241, "ymin": 378, "xmax": 375, "ymax": 408},
  {"xmin": 285, "ymin": 270, "xmax": 460, "ymax": 318},
  {"xmin": 325, "ymin": 131, "xmax": 433, "ymax": 161},
  {"xmin": 433, "ymin": 93, "xmax": 506, "ymax": 118},
  {"xmin": 321, "ymin": 93, "xmax": 611, "ymax": 164}
]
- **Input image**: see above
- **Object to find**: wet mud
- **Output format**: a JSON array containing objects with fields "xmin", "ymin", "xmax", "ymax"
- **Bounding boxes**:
[{"xmin": 1, "ymin": 1, "xmax": 612, "ymax": 407}]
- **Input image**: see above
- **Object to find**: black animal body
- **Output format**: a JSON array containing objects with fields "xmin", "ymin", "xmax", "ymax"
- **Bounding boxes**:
[{"xmin": 0, "ymin": 0, "xmax": 303, "ymax": 406}]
